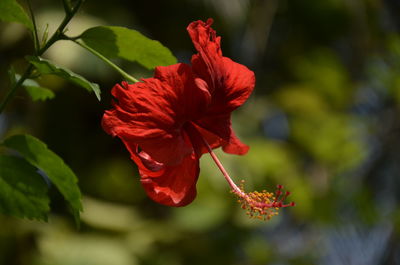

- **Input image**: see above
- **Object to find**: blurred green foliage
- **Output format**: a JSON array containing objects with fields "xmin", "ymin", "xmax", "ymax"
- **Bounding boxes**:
[
  {"xmin": 0, "ymin": 0, "xmax": 33, "ymax": 30},
  {"xmin": 1, "ymin": 0, "xmax": 400, "ymax": 264}
]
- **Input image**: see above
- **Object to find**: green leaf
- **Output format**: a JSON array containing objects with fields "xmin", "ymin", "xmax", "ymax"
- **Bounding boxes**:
[
  {"xmin": 80, "ymin": 26, "xmax": 177, "ymax": 70},
  {"xmin": 2, "ymin": 134, "xmax": 83, "ymax": 223},
  {"xmin": 28, "ymin": 56, "xmax": 101, "ymax": 101},
  {"xmin": 12, "ymin": 73, "xmax": 55, "ymax": 101},
  {"xmin": 20, "ymin": 75, "xmax": 39, "ymax": 87},
  {"xmin": 0, "ymin": 0, "xmax": 33, "ymax": 30},
  {"xmin": 25, "ymin": 86, "xmax": 55, "ymax": 101},
  {"xmin": 0, "ymin": 155, "xmax": 50, "ymax": 221}
]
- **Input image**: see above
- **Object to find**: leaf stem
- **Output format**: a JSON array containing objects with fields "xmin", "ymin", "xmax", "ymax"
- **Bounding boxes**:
[{"xmin": 73, "ymin": 40, "xmax": 139, "ymax": 83}]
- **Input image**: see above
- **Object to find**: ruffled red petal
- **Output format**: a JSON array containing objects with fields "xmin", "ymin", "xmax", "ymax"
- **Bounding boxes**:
[
  {"xmin": 186, "ymin": 19, "xmax": 253, "ymax": 155},
  {"xmin": 182, "ymin": 120, "xmax": 248, "ymax": 156},
  {"xmin": 194, "ymin": 115, "xmax": 249, "ymax": 155},
  {"xmin": 102, "ymin": 63, "xmax": 211, "ymax": 165},
  {"xmin": 187, "ymin": 19, "xmax": 255, "ymax": 114},
  {"xmin": 140, "ymin": 154, "xmax": 199, "ymax": 207},
  {"xmin": 121, "ymin": 140, "xmax": 199, "ymax": 207}
]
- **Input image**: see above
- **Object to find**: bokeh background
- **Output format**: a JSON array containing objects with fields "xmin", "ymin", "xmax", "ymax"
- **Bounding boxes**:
[{"xmin": 1, "ymin": 0, "xmax": 400, "ymax": 264}]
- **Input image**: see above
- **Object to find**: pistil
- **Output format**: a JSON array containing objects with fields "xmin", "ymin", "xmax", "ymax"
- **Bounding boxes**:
[{"xmin": 200, "ymin": 136, "xmax": 295, "ymax": 220}]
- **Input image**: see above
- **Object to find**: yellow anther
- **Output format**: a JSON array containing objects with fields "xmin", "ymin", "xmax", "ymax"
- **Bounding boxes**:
[{"xmin": 233, "ymin": 181, "xmax": 295, "ymax": 221}]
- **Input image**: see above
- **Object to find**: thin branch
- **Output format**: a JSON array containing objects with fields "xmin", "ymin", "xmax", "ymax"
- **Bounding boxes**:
[
  {"xmin": 62, "ymin": 0, "xmax": 73, "ymax": 15},
  {"xmin": 0, "ymin": 0, "xmax": 85, "ymax": 113}
]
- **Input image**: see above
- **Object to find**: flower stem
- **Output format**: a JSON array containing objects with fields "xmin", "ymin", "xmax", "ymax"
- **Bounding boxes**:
[{"xmin": 72, "ymin": 40, "xmax": 139, "ymax": 83}]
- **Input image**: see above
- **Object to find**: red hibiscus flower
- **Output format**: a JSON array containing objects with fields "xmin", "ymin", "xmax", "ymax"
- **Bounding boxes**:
[{"xmin": 102, "ymin": 19, "xmax": 294, "ymax": 220}]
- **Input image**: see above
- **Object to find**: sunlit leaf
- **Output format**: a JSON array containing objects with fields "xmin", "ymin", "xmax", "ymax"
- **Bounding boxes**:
[
  {"xmin": 0, "ymin": 155, "xmax": 49, "ymax": 221},
  {"xmin": 2, "ymin": 134, "xmax": 82, "ymax": 223},
  {"xmin": 25, "ymin": 86, "xmax": 55, "ymax": 101},
  {"xmin": 80, "ymin": 26, "xmax": 177, "ymax": 69},
  {"xmin": 28, "ymin": 56, "xmax": 101, "ymax": 101},
  {"xmin": 20, "ymin": 75, "xmax": 39, "ymax": 87},
  {"xmin": 0, "ymin": 0, "xmax": 33, "ymax": 30}
]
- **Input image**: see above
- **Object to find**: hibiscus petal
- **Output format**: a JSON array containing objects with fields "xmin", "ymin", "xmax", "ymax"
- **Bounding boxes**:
[
  {"xmin": 221, "ymin": 129, "xmax": 249, "ymax": 155},
  {"xmin": 103, "ymin": 81, "xmax": 178, "ymax": 139},
  {"xmin": 187, "ymin": 19, "xmax": 222, "ymax": 57},
  {"xmin": 186, "ymin": 122, "xmax": 222, "ymax": 156},
  {"xmin": 154, "ymin": 64, "xmax": 211, "ymax": 118},
  {"xmin": 217, "ymin": 57, "xmax": 255, "ymax": 111},
  {"xmin": 102, "ymin": 63, "xmax": 210, "ymax": 165},
  {"xmin": 194, "ymin": 114, "xmax": 249, "ymax": 155},
  {"xmin": 121, "ymin": 140, "xmax": 199, "ymax": 207},
  {"xmin": 140, "ymin": 154, "xmax": 199, "ymax": 207},
  {"xmin": 187, "ymin": 19, "xmax": 255, "ymax": 113}
]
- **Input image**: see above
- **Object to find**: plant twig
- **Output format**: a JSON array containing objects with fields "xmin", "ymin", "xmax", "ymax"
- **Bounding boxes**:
[
  {"xmin": 62, "ymin": 0, "xmax": 73, "ymax": 14},
  {"xmin": 0, "ymin": 0, "xmax": 84, "ymax": 114},
  {"xmin": 37, "ymin": 0, "xmax": 83, "ymax": 54}
]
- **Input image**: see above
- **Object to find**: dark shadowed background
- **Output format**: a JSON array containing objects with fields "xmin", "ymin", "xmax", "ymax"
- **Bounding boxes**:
[{"xmin": 1, "ymin": 0, "xmax": 400, "ymax": 264}]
